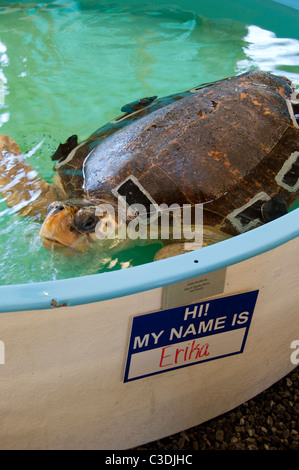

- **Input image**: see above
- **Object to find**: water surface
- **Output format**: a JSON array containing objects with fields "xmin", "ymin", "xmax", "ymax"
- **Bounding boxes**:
[{"xmin": 0, "ymin": 0, "xmax": 298, "ymax": 285}]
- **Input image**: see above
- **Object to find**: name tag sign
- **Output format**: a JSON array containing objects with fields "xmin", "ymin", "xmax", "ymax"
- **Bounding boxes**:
[{"xmin": 124, "ymin": 290, "xmax": 259, "ymax": 382}]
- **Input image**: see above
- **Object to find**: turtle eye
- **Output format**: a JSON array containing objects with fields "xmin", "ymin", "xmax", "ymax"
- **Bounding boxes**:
[
  {"xmin": 73, "ymin": 209, "xmax": 98, "ymax": 233},
  {"xmin": 47, "ymin": 202, "xmax": 65, "ymax": 214}
]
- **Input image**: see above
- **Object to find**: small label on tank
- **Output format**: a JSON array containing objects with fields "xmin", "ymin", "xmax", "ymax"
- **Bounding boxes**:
[
  {"xmin": 162, "ymin": 268, "xmax": 226, "ymax": 309},
  {"xmin": 124, "ymin": 290, "xmax": 259, "ymax": 382}
]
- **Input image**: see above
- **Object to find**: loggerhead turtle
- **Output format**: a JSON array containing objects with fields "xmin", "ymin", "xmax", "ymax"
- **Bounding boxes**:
[{"xmin": 0, "ymin": 70, "xmax": 298, "ymax": 259}]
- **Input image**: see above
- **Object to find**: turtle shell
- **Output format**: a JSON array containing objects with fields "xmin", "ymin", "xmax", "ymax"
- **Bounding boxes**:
[{"xmin": 55, "ymin": 70, "xmax": 299, "ymax": 235}]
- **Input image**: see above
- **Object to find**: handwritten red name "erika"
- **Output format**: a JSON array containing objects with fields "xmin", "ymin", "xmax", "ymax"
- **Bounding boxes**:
[{"xmin": 159, "ymin": 340, "xmax": 210, "ymax": 368}]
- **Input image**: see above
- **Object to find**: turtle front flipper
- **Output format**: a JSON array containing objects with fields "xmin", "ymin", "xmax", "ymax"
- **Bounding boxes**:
[
  {"xmin": 0, "ymin": 135, "xmax": 63, "ymax": 220},
  {"xmin": 121, "ymin": 96, "xmax": 157, "ymax": 114},
  {"xmin": 154, "ymin": 227, "xmax": 230, "ymax": 261}
]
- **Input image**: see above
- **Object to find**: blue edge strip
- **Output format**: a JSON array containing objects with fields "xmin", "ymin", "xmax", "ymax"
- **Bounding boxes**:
[{"xmin": 0, "ymin": 209, "xmax": 298, "ymax": 313}]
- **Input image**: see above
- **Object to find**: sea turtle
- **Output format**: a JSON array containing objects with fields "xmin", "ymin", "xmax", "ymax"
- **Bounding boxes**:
[{"xmin": 0, "ymin": 70, "xmax": 298, "ymax": 259}]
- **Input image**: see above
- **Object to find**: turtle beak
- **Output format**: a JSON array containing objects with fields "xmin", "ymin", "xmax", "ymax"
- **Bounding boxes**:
[{"xmin": 39, "ymin": 203, "xmax": 88, "ymax": 251}]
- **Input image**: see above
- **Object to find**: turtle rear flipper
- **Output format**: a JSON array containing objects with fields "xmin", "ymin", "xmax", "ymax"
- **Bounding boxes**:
[
  {"xmin": 51, "ymin": 134, "xmax": 78, "ymax": 162},
  {"xmin": 0, "ymin": 134, "xmax": 63, "ymax": 220}
]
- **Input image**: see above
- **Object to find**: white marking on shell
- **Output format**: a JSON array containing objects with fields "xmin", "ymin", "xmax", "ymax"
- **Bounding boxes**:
[
  {"xmin": 112, "ymin": 174, "xmax": 160, "ymax": 219},
  {"xmin": 227, "ymin": 191, "xmax": 271, "ymax": 233},
  {"xmin": 275, "ymin": 151, "xmax": 299, "ymax": 193},
  {"xmin": 286, "ymin": 99, "xmax": 299, "ymax": 128}
]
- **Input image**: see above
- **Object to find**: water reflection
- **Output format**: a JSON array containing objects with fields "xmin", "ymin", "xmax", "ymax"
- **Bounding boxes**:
[
  {"xmin": 0, "ymin": 39, "xmax": 9, "ymax": 127},
  {"xmin": 237, "ymin": 25, "xmax": 299, "ymax": 85}
]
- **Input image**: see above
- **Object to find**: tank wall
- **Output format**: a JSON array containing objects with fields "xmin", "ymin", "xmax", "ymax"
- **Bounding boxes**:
[{"xmin": 0, "ymin": 236, "xmax": 297, "ymax": 449}]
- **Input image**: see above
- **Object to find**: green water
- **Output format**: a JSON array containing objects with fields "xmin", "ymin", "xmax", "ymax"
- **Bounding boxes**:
[{"xmin": 0, "ymin": 0, "xmax": 298, "ymax": 285}]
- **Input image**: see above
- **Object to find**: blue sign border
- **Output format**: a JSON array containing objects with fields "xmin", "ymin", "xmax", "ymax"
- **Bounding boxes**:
[{"xmin": 124, "ymin": 290, "xmax": 259, "ymax": 382}]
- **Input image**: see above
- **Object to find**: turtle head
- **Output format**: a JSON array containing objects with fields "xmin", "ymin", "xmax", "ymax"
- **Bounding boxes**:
[{"xmin": 39, "ymin": 200, "xmax": 103, "ymax": 251}]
